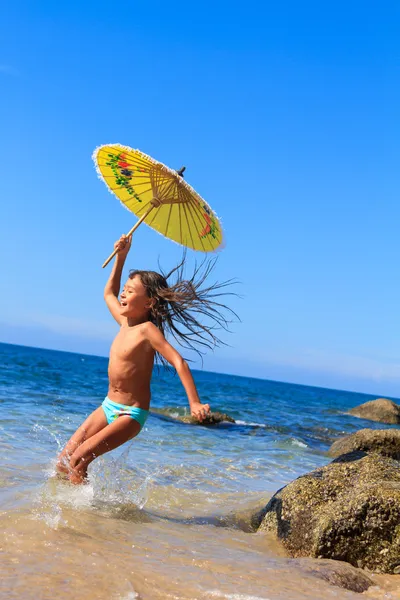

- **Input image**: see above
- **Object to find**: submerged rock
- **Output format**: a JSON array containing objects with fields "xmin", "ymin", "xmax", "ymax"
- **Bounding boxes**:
[
  {"xmin": 254, "ymin": 452, "xmax": 400, "ymax": 573},
  {"xmin": 179, "ymin": 411, "xmax": 235, "ymax": 425},
  {"xmin": 150, "ymin": 408, "xmax": 235, "ymax": 425},
  {"xmin": 289, "ymin": 558, "xmax": 373, "ymax": 593},
  {"xmin": 348, "ymin": 398, "xmax": 400, "ymax": 424},
  {"xmin": 328, "ymin": 428, "xmax": 400, "ymax": 459}
]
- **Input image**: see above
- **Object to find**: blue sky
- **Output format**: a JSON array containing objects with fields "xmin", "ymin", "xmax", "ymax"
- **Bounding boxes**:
[{"xmin": 1, "ymin": 1, "xmax": 399, "ymax": 396}]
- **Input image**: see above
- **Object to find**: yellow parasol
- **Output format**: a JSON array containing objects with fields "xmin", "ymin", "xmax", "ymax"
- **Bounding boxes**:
[{"xmin": 93, "ymin": 144, "xmax": 224, "ymax": 267}]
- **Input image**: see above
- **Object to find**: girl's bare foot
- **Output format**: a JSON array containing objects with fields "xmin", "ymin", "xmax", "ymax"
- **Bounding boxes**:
[
  {"xmin": 68, "ymin": 466, "xmax": 89, "ymax": 485},
  {"xmin": 55, "ymin": 458, "xmax": 70, "ymax": 479}
]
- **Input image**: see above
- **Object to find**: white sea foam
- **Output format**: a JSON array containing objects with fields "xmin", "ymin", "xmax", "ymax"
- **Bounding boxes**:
[
  {"xmin": 235, "ymin": 420, "xmax": 267, "ymax": 428},
  {"xmin": 32, "ymin": 470, "xmax": 95, "ymax": 529},
  {"xmin": 50, "ymin": 479, "xmax": 94, "ymax": 508},
  {"xmin": 207, "ymin": 591, "xmax": 270, "ymax": 600},
  {"xmin": 289, "ymin": 438, "xmax": 307, "ymax": 448}
]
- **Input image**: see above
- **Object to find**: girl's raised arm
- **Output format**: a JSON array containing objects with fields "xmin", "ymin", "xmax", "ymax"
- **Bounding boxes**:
[{"xmin": 104, "ymin": 235, "xmax": 131, "ymax": 325}]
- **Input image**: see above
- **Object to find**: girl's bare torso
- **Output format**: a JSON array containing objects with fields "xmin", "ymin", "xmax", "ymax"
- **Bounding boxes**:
[{"xmin": 107, "ymin": 324, "xmax": 155, "ymax": 409}]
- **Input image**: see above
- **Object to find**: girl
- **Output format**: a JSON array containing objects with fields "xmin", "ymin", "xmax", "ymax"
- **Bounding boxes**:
[{"xmin": 56, "ymin": 235, "xmax": 235, "ymax": 484}]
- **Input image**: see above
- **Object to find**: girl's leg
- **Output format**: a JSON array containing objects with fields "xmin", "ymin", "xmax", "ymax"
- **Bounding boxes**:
[
  {"xmin": 56, "ymin": 406, "xmax": 108, "ymax": 476},
  {"xmin": 68, "ymin": 416, "xmax": 141, "ymax": 484}
]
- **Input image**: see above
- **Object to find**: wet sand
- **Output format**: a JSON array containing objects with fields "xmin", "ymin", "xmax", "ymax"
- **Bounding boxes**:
[{"xmin": 2, "ymin": 476, "xmax": 400, "ymax": 600}]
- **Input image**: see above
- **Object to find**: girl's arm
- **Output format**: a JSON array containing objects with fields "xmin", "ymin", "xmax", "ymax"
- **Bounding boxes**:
[
  {"xmin": 144, "ymin": 322, "xmax": 211, "ymax": 421},
  {"xmin": 104, "ymin": 235, "xmax": 131, "ymax": 325}
]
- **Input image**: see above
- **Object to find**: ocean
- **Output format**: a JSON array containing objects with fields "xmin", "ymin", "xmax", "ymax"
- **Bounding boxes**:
[{"xmin": 1, "ymin": 341, "xmax": 399, "ymax": 600}]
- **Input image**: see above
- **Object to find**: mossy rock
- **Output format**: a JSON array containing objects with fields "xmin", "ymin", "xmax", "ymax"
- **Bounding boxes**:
[
  {"xmin": 348, "ymin": 398, "xmax": 400, "ymax": 424},
  {"xmin": 150, "ymin": 408, "xmax": 235, "ymax": 425},
  {"xmin": 179, "ymin": 411, "xmax": 235, "ymax": 425},
  {"xmin": 254, "ymin": 453, "xmax": 400, "ymax": 573},
  {"xmin": 329, "ymin": 428, "xmax": 400, "ymax": 459}
]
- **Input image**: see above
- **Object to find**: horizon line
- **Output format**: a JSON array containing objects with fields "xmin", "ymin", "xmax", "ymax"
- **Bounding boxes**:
[{"xmin": 0, "ymin": 339, "xmax": 393, "ymax": 401}]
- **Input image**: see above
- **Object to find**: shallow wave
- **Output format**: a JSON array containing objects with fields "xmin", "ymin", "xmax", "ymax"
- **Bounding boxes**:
[{"xmin": 235, "ymin": 419, "xmax": 268, "ymax": 427}]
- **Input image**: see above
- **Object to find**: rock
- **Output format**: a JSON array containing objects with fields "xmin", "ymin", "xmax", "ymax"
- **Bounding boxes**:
[
  {"xmin": 179, "ymin": 411, "xmax": 235, "ymax": 425},
  {"xmin": 289, "ymin": 558, "xmax": 373, "ymax": 593},
  {"xmin": 150, "ymin": 408, "xmax": 235, "ymax": 425},
  {"xmin": 328, "ymin": 428, "xmax": 400, "ymax": 459},
  {"xmin": 348, "ymin": 398, "xmax": 400, "ymax": 424},
  {"xmin": 254, "ymin": 453, "xmax": 400, "ymax": 573}
]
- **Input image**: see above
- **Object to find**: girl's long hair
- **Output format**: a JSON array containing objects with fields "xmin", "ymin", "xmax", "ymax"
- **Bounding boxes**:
[{"xmin": 129, "ymin": 255, "xmax": 238, "ymax": 367}]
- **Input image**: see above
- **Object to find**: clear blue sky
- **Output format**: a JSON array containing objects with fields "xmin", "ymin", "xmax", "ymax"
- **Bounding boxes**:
[{"xmin": 1, "ymin": 1, "xmax": 399, "ymax": 396}]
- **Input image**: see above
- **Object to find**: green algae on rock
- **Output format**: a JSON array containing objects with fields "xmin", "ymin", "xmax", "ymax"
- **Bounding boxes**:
[
  {"xmin": 150, "ymin": 407, "xmax": 235, "ymax": 425},
  {"xmin": 328, "ymin": 428, "xmax": 400, "ymax": 459},
  {"xmin": 254, "ymin": 452, "xmax": 400, "ymax": 574},
  {"xmin": 178, "ymin": 411, "xmax": 236, "ymax": 425}
]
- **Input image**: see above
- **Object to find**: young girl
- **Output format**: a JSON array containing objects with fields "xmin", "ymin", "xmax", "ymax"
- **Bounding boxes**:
[{"xmin": 56, "ymin": 235, "xmax": 234, "ymax": 484}]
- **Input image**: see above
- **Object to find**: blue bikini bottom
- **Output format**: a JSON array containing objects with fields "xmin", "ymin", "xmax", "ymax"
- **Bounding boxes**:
[{"xmin": 101, "ymin": 397, "xmax": 149, "ymax": 430}]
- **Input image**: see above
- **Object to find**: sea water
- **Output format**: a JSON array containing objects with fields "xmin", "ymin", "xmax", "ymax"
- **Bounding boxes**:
[{"xmin": 1, "ymin": 342, "xmax": 399, "ymax": 599}]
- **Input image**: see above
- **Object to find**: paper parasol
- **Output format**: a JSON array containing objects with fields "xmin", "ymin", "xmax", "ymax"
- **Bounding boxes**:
[{"xmin": 93, "ymin": 144, "xmax": 224, "ymax": 267}]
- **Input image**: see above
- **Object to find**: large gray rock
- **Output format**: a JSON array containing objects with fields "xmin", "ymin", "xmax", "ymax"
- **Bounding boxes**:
[
  {"xmin": 328, "ymin": 428, "xmax": 400, "ymax": 459},
  {"xmin": 254, "ymin": 453, "xmax": 400, "ymax": 573},
  {"xmin": 348, "ymin": 398, "xmax": 400, "ymax": 424}
]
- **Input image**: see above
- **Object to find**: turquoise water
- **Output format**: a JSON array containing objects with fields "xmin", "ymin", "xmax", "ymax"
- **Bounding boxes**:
[{"xmin": 2, "ymin": 341, "xmax": 399, "ymax": 600}]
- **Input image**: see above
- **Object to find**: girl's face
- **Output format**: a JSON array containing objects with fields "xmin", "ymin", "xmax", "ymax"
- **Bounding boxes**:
[{"xmin": 119, "ymin": 276, "xmax": 151, "ymax": 318}]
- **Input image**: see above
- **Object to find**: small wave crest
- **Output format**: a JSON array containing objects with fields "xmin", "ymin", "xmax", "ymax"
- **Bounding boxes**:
[
  {"xmin": 289, "ymin": 437, "xmax": 307, "ymax": 448},
  {"xmin": 235, "ymin": 420, "xmax": 268, "ymax": 428},
  {"xmin": 271, "ymin": 436, "xmax": 308, "ymax": 449}
]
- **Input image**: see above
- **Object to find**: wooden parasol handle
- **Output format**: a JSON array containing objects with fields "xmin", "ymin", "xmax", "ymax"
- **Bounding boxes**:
[{"xmin": 102, "ymin": 200, "xmax": 159, "ymax": 268}]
